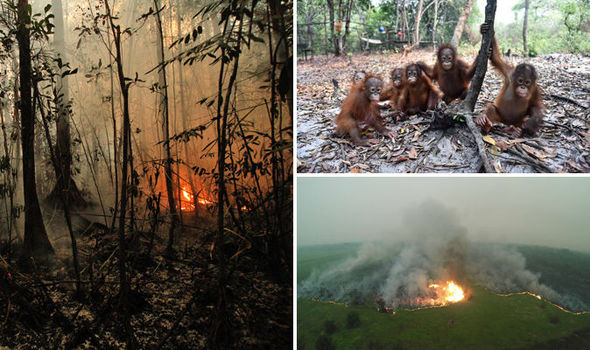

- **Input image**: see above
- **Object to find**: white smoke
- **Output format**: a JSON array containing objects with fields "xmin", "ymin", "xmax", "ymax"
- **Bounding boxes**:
[{"xmin": 298, "ymin": 201, "xmax": 588, "ymax": 311}]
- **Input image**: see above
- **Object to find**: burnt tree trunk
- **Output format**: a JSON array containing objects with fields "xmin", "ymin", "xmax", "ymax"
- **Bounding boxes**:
[
  {"xmin": 153, "ymin": 0, "xmax": 179, "ymax": 255},
  {"xmin": 176, "ymin": 0, "xmax": 199, "ymax": 214},
  {"xmin": 460, "ymin": 0, "xmax": 496, "ymax": 112},
  {"xmin": 104, "ymin": 0, "xmax": 135, "ymax": 347},
  {"xmin": 17, "ymin": 0, "xmax": 55, "ymax": 259},
  {"xmin": 48, "ymin": 0, "xmax": 86, "ymax": 208},
  {"xmin": 456, "ymin": 0, "xmax": 497, "ymax": 173}
]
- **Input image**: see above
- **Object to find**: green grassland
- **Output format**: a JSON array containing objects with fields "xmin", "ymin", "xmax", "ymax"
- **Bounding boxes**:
[{"xmin": 298, "ymin": 243, "xmax": 590, "ymax": 350}]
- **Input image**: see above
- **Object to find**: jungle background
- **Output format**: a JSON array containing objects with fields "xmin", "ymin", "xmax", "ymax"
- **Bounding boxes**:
[{"xmin": 0, "ymin": 0, "xmax": 293, "ymax": 348}]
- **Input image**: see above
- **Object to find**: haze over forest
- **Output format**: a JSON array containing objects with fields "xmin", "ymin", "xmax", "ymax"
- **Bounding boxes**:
[
  {"xmin": 298, "ymin": 178, "xmax": 590, "ymax": 253},
  {"xmin": 0, "ymin": 0, "xmax": 292, "ymax": 347}
]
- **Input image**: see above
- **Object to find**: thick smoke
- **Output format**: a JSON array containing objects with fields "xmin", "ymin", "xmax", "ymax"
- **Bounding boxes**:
[
  {"xmin": 466, "ymin": 243, "xmax": 588, "ymax": 311},
  {"xmin": 299, "ymin": 201, "xmax": 586, "ymax": 311},
  {"xmin": 299, "ymin": 242, "xmax": 397, "ymax": 304}
]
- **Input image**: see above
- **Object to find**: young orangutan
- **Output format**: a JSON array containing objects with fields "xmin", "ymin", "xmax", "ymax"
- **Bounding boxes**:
[
  {"xmin": 420, "ymin": 23, "xmax": 489, "ymax": 104},
  {"xmin": 352, "ymin": 70, "xmax": 367, "ymax": 84},
  {"xmin": 475, "ymin": 37, "xmax": 543, "ymax": 137},
  {"xmin": 397, "ymin": 63, "xmax": 440, "ymax": 115},
  {"xmin": 418, "ymin": 45, "xmax": 476, "ymax": 104},
  {"xmin": 335, "ymin": 75, "xmax": 396, "ymax": 145},
  {"xmin": 379, "ymin": 68, "xmax": 405, "ymax": 111}
]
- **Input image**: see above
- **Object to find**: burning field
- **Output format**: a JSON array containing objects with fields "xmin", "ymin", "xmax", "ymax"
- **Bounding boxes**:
[
  {"xmin": 297, "ymin": 202, "xmax": 590, "ymax": 349},
  {"xmin": 299, "ymin": 202, "xmax": 588, "ymax": 313}
]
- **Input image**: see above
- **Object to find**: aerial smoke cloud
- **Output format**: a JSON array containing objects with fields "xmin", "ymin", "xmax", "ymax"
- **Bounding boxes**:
[{"xmin": 299, "ymin": 201, "xmax": 587, "ymax": 311}]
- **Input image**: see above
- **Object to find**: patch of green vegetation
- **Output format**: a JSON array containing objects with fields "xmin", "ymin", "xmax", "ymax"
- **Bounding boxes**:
[{"xmin": 298, "ymin": 285, "xmax": 590, "ymax": 350}]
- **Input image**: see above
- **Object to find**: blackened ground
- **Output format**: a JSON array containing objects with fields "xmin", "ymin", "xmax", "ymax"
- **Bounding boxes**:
[{"xmin": 0, "ymin": 213, "xmax": 292, "ymax": 349}]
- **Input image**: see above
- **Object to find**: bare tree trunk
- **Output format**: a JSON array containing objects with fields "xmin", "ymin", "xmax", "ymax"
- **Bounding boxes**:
[
  {"xmin": 34, "ymin": 80, "xmax": 81, "ymax": 295},
  {"xmin": 335, "ymin": 0, "xmax": 343, "ymax": 55},
  {"xmin": 104, "ymin": 0, "xmax": 135, "ymax": 347},
  {"xmin": 175, "ymin": 0, "xmax": 199, "ymax": 215},
  {"xmin": 450, "ymin": 0, "xmax": 474, "ymax": 47},
  {"xmin": 460, "ymin": 0, "xmax": 496, "ymax": 112},
  {"xmin": 209, "ymin": 9, "xmax": 245, "ymax": 348},
  {"xmin": 355, "ymin": 0, "xmax": 370, "ymax": 52},
  {"xmin": 108, "ymin": 17, "xmax": 119, "ymax": 231},
  {"xmin": 0, "ymin": 100, "xmax": 16, "ymax": 261},
  {"xmin": 441, "ymin": 1, "xmax": 448, "ymax": 42},
  {"xmin": 306, "ymin": 6, "xmax": 314, "ymax": 58},
  {"xmin": 153, "ymin": 0, "xmax": 179, "ymax": 255},
  {"xmin": 49, "ymin": 0, "xmax": 86, "ymax": 208},
  {"xmin": 523, "ymin": 0, "xmax": 529, "ymax": 52},
  {"xmin": 326, "ymin": 0, "xmax": 336, "ymax": 55},
  {"xmin": 395, "ymin": 0, "xmax": 399, "ymax": 34},
  {"xmin": 432, "ymin": 0, "xmax": 439, "ymax": 49},
  {"xmin": 342, "ymin": 0, "xmax": 354, "ymax": 53},
  {"xmin": 414, "ymin": 0, "xmax": 424, "ymax": 45},
  {"xmin": 402, "ymin": 0, "xmax": 410, "ymax": 42},
  {"xmin": 456, "ymin": 0, "xmax": 497, "ymax": 173},
  {"xmin": 11, "ymin": 59, "xmax": 22, "ymax": 245},
  {"xmin": 17, "ymin": 0, "xmax": 54, "ymax": 260},
  {"xmin": 322, "ymin": 3, "xmax": 329, "ymax": 55}
]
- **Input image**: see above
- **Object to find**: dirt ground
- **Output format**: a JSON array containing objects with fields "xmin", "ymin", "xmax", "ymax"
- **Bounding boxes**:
[{"xmin": 297, "ymin": 51, "xmax": 590, "ymax": 173}]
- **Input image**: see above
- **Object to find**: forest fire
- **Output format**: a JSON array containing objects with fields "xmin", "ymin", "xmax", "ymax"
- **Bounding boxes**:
[
  {"xmin": 408, "ymin": 280, "xmax": 465, "ymax": 306},
  {"xmin": 429, "ymin": 281, "xmax": 465, "ymax": 304},
  {"xmin": 180, "ymin": 187, "xmax": 214, "ymax": 211},
  {"xmin": 377, "ymin": 281, "xmax": 466, "ymax": 313}
]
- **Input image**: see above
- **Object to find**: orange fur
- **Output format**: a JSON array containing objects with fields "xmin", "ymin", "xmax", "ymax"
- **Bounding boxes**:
[
  {"xmin": 476, "ymin": 37, "xmax": 543, "ymax": 137},
  {"xmin": 398, "ymin": 63, "xmax": 440, "ymax": 114},
  {"xmin": 335, "ymin": 75, "xmax": 393, "ymax": 144},
  {"xmin": 419, "ymin": 44, "xmax": 477, "ymax": 104}
]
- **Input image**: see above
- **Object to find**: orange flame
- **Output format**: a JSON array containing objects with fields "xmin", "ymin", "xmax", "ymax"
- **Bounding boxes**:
[
  {"xmin": 180, "ymin": 187, "xmax": 214, "ymax": 211},
  {"xmin": 427, "ymin": 281, "xmax": 465, "ymax": 305},
  {"xmin": 396, "ymin": 281, "xmax": 466, "ymax": 308}
]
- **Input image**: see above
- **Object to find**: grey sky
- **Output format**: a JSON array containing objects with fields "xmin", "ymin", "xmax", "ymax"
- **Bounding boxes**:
[{"xmin": 297, "ymin": 177, "xmax": 590, "ymax": 252}]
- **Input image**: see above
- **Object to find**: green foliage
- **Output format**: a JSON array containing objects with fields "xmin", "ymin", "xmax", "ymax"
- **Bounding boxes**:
[
  {"xmin": 324, "ymin": 319, "xmax": 338, "ymax": 334},
  {"xmin": 346, "ymin": 311, "xmax": 361, "ymax": 328},
  {"xmin": 298, "ymin": 337, "xmax": 307, "ymax": 350},
  {"xmin": 300, "ymin": 0, "xmax": 589, "ymax": 56},
  {"xmin": 315, "ymin": 334, "xmax": 336, "ymax": 350},
  {"xmin": 299, "ymin": 287, "xmax": 590, "ymax": 350},
  {"xmin": 493, "ymin": 0, "xmax": 590, "ymax": 55}
]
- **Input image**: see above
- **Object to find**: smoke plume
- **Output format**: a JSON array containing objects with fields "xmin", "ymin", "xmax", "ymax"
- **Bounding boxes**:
[{"xmin": 299, "ymin": 201, "xmax": 587, "ymax": 311}]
